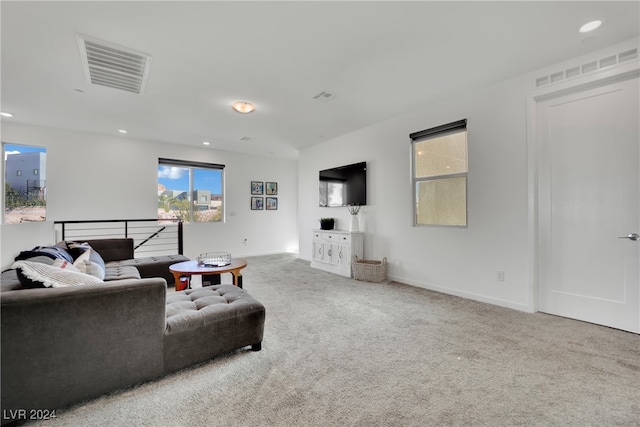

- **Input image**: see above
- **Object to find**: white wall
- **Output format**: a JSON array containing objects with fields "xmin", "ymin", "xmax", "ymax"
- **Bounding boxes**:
[
  {"xmin": 1, "ymin": 123, "xmax": 298, "ymax": 269},
  {"xmin": 299, "ymin": 38, "xmax": 640, "ymax": 313},
  {"xmin": 299, "ymin": 73, "xmax": 531, "ymax": 312}
]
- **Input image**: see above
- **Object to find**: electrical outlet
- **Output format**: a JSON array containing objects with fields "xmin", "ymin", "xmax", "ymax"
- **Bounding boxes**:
[{"xmin": 497, "ymin": 271, "xmax": 505, "ymax": 281}]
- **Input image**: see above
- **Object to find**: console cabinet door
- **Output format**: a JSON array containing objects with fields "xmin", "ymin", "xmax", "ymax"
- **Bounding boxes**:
[
  {"xmin": 312, "ymin": 240, "xmax": 324, "ymax": 262},
  {"xmin": 336, "ymin": 244, "xmax": 350, "ymax": 267}
]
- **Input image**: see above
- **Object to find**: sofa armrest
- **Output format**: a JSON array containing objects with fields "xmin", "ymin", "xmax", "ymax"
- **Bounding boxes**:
[{"xmin": 1, "ymin": 278, "xmax": 166, "ymax": 421}]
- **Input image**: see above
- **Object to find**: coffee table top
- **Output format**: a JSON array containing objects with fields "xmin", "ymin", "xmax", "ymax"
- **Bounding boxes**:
[{"xmin": 170, "ymin": 259, "xmax": 247, "ymax": 275}]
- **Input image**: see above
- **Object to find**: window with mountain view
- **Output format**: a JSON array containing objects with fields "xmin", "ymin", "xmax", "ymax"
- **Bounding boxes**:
[
  {"xmin": 158, "ymin": 158, "xmax": 224, "ymax": 223},
  {"xmin": 3, "ymin": 143, "xmax": 47, "ymax": 224}
]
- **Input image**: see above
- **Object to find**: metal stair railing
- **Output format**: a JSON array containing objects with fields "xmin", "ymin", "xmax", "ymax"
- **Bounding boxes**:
[{"xmin": 53, "ymin": 219, "xmax": 183, "ymax": 257}]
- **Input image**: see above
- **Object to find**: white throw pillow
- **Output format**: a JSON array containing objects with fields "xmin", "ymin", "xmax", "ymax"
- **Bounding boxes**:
[
  {"xmin": 73, "ymin": 249, "xmax": 106, "ymax": 280},
  {"xmin": 12, "ymin": 260, "xmax": 103, "ymax": 288}
]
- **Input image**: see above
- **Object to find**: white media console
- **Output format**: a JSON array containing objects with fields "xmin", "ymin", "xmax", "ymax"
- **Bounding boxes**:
[{"xmin": 310, "ymin": 229, "xmax": 364, "ymax": 277}]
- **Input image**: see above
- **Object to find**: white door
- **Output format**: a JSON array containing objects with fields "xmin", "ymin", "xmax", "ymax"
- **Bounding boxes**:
[{"xmin": 537, "ymin": 76, "xmax": 639, "ymax": 333}]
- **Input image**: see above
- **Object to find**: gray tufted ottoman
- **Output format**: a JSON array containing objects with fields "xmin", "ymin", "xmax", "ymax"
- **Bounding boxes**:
[{"xmin": 164, "ymin": 285, "xmax": 265, "ymax": 373}]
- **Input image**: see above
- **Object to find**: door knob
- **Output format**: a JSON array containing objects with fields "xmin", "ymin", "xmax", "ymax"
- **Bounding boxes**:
[{"xmin": 618, "ymin": 233, "xmax": 640, "ymax": 241}]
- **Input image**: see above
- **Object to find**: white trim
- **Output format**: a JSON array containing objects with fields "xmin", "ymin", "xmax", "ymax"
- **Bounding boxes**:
[
  {"xmin": 388, "ymin": 274, "xmax": 533, "ymax": 313},
  {"xmin": 526, "ymin": 44, "xmax": 640, "ymax": 314}
]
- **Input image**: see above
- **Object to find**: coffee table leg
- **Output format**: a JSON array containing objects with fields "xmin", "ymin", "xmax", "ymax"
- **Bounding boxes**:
[
  {"xmin": 232, "ymin": 271, "xmax": 243, "ymax": 289},
  {"xmin": 172, "ymin": 272, "xmax": 182, "ymax": 290},
  {"xmin": 174, "ymin": 273, "xmax": 190, "ymax": 291}
]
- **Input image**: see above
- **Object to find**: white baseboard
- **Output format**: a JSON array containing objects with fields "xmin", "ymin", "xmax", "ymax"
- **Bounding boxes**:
[{"xmin": 387, "ymin": 274, "xmax": 534, "ymax": 313}]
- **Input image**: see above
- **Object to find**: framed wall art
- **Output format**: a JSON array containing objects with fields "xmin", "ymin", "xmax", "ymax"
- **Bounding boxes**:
[
  {"xmin": 266, "ymin": 197, "xmax": 278, "ymax": 210},
  {"xmin": 266, "ymin": 182, "xmax": 278, "ymax": 195},
  {"xmin": 251, "ymin": 196, "xmax": 264, "ymax": 210},
  {"xmin": 251, "ymin": 181, "xmax": 264, "ymax": 195}
]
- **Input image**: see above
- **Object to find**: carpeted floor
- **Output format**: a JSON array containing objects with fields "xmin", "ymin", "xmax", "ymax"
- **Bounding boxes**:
[{"xmin": 25, "ymin": 253, "xmax": 640, "ymax": 426}]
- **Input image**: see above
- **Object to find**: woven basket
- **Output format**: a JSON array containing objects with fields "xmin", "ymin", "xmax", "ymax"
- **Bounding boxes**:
[{"xmin": 352, "ymin": 256, "xmax": 388, "ymax": 282}]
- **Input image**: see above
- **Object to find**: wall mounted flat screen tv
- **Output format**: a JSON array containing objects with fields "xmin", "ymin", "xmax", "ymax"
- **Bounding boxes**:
[{"xmin": 319, "ymin": 161, "xmax": 367, "ymax": 207}]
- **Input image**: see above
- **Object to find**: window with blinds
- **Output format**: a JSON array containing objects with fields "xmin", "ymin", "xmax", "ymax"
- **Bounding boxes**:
[{"xmin": 410, "ymin": 119, "xmax": 468, "ymax": 226}]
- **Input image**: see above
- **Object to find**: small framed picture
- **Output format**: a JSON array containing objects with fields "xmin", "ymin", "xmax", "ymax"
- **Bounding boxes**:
[
  {"xmin": 266, "ymin": 182, "xmax": 278, "ymax": 195},
  {"xmin": 251, "ymin": 196, "xmax": 264, "ymax": 210},
  {"xmin": 251, "ymin": 181, "xmax": 264, "ymax": 195},
  {"xmin": 266, "ymin": 197, "xmax": 278, "ymax": 210}
]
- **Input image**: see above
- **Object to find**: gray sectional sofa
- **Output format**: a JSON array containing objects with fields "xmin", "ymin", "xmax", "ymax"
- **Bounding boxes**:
[{"xmin": 0, "ymin": 238, "xmax": 265, "ymax": 425}]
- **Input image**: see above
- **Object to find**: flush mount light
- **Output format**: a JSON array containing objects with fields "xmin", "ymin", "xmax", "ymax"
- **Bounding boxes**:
[
  {"xmin": 0, "ymin": 112, "xmax": 14, "ymax": 117},
  {"xmin": 579, "ymin": 20, "xmax": 602, "ymax": 33},
  {"xmin": 118, "ymin": 129, "xmax": 128, "ymax": 134},
  {"xmin": 232, "ymin": 101, "xmax": 255, "ymax": 114},
  {"xmin": 203, "ymin": 141, "xmax": 210, "ymax": 146}
]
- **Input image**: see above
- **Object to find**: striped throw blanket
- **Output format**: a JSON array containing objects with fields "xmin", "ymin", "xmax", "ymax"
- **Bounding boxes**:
[{"xmin": 12, "ymin": 260, "xmax": 104, "ymax": 288}]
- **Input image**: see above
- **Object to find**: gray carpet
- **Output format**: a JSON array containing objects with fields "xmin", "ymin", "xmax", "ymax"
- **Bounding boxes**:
[{"xmin": 26, "ymin": 254, "xmax": 640, "ymax": 426}]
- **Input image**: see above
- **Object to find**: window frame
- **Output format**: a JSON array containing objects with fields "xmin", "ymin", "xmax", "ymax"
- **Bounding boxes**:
[
  {"xmin": 158, "ymin": 158, "xmax": 225, "ymax": 223},
  {"xmin": 410, "ymin": 119, "xmax": 468, "ymax": 228},
  {"xmin": 3, "ymin": 143, "xmax": 47, "ymax": 224}
]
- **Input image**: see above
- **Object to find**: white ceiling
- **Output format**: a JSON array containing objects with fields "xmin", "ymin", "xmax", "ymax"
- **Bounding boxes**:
[{"xmin": 1, "ymin": 1, "xmax": 638, "ymax": 159}]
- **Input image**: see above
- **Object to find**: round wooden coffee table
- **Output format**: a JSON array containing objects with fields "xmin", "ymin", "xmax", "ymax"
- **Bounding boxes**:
[{"xmin": 170, "ymin": 259, "xmax": 247, "ymax": 291}]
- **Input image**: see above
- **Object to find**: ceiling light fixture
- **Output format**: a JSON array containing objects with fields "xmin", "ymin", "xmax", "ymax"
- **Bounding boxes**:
[
  {"xmin": 0, "ymin": 112, "xmax": 14, "ymax": 117},
  {"xmin": 203, "ymin": 141, "xmax": 210, "ymax": 146},
  {"xmin": 579, "ymin": 20, "xmax": 602, "ymax": 33},
  {"xmin": 118, "ymin": 129, "xmax": 128, "ymax": 134},
  {"xmin": 232, "ymin": 101, "xmax": 255, "ymax": 114}
]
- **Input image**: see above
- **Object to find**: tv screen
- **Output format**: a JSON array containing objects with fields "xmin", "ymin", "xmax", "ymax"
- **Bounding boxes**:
[{"xmin": 319, "ymin": 162, "xmax": 366, "ymax": 207}]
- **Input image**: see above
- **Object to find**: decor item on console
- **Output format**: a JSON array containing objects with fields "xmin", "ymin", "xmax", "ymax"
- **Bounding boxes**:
[
  {"xmin": 347, "ymin": 205, "xmax": 361, "ymax": 232},
  {"xmin": 320, "ymin": 217, "xmax": 335, "ymax": 230}
]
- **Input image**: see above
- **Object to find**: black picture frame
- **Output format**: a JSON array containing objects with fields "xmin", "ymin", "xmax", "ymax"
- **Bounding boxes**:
[
  {"xmin": 251, "ymin": 196, "xmax": 264, "ymax": 210},
  {"xmin": 266, "ymin": 197, "xmax": 278, "ymax": 210},
  {"xmin": 251, "ymin": 181, "xmax": 264, "ymax": 195},
  {"xmin": 266, "ymin": 182, "xmax": 278, "ymax": 195}
]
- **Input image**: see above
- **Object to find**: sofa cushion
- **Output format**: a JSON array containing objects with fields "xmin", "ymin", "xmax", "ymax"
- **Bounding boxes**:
[
  {"xmin": 1, "ymin": 269, "xmax": 23, "ymax": 292},
  {"xmin": 12, "ymin": 260, "xmax": 103, "ymax": 288},
  {"xmin": 103, "ymin": 265, "xmax": 141, "ymax": 281},
  {"xmin": 110, "ymin": 254, "xmax": 189, "ymax": 286},
  {"xmin": 83, "ymin": 238, "xmax": 134, "ymax": 263},
  {"xmin": 165, "ymin": 285, "xmax": 261, "ymax": 334}
]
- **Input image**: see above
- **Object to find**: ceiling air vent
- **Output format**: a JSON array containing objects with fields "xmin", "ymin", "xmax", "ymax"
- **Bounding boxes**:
[
  {"xmin": 78, "ymin": 35, "xmax": 152, "ymax": 94},
  {"xmin": 312, "ymin": 90, "xmax": 337, "ymax": 102}
]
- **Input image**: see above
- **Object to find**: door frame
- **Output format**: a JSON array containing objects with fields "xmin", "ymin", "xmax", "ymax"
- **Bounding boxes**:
[{"xmin": 526, "ymin": 48, "xmax": 640, "ymax": 314}]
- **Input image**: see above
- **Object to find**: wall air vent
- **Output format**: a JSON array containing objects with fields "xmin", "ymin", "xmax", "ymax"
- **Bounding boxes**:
[
  {"xmin": 78, "ymin": 35, "xmax": 152, "ymax": 94},
  {"xmin": 534, "ymin": 48, "xmax": 638, "ymax": 88}
]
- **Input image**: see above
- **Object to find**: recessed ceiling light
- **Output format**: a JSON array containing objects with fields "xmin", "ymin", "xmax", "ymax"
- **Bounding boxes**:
[
  {"xmin": 0, "ymin": 112, "xmax": 14, "ymax": 117},
  {"xmin": 579, "ymin": 20, "xmax": 602, "ymax": 33},
  {"xmin": 203, "ymin": 141, "xmax": 210, "ymax": 146},
  {"xmin": 232, "ymin": 101, "xmax": 255, "ymax": 114},
  {"xmin": 118, "ymin": 129, "xmax": 128, "ymax": 134}
]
